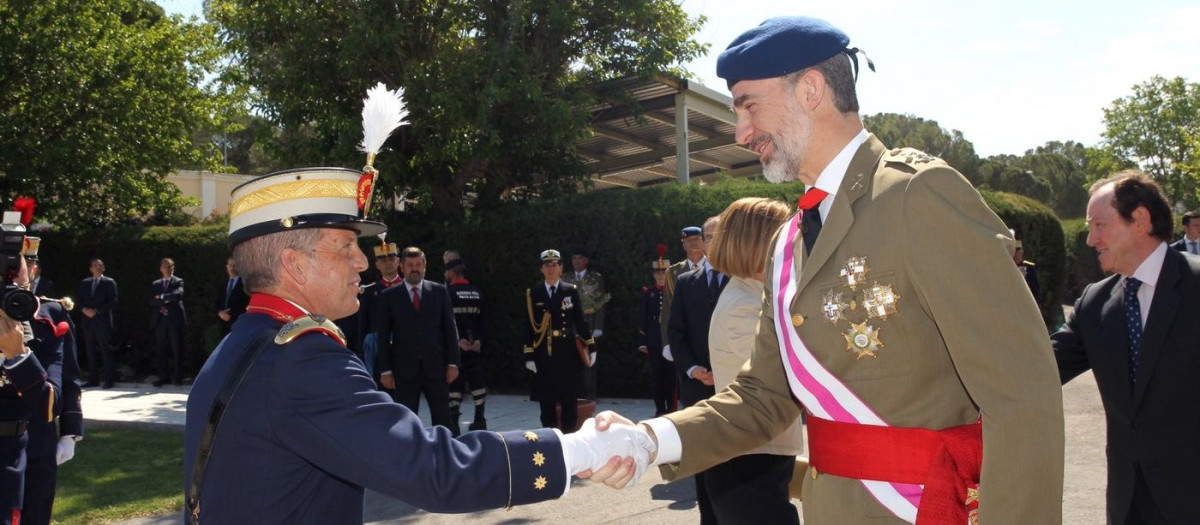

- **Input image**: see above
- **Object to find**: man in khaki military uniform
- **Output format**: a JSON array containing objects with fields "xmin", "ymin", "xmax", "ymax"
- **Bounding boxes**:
[
  {"xmin": 591, "ymin": 16, "xmax": 1065, "ymax": 524},
  {"xmin": 562, "ymin": 248, "xmax": 608, "ymax": 399}
]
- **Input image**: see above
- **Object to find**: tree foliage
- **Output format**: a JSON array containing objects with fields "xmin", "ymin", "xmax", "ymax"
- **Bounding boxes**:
[
  {"xmin": 208, "ymin": 0, "xmax": 707, "ymax": 217},
  {"xmin": 1102, "ymin": 75, "xmax": 1200, "ymax": 208},
  {"xmin": 863, "ymin": 113, "xmax": 981, "ymax": 183},
  {"xmin": 0, "ymin": 0, "xmax": 227, "ymax": 228}
]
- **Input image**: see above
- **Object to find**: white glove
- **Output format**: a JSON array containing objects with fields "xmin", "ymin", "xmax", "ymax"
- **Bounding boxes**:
[
  {"xmin": 56, "ymin": 436, "xmax": 77, "ymax": 465},
  {"xmin": 592, "ymin": 329, "xmax": 603, "ymax": 338},
  {"xmin": 525, "ymin": 361, "xmax": 537, "ymax": 373},
  {"xmin": 588, "ymin": 352, "xmax": 597, "ymax": 367},
  {"xmin": 662, "ymin": 345, "xmax": 673, "ymax": 362},
  {"xmin": 560, "ymin": 418, "xmax": 655, "ymax": 488}
]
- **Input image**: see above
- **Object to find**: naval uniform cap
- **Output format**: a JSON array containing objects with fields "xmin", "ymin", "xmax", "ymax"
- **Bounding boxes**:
[
  {"xmin": 540, "ymin": 249, "xmax": 561, "ymax": 263},
  {"xmin": 227, "ymin": 167, "xmax": 386, "ymax": 247},
  {"xmin": 681, "ymin": 226, "xmax": 703, "ymax": 238},
  {"xmin": 717, "ymin": 16, "xmax": 851, "ymax": 90},
  {"xmin": 373, "ymin": 242, "xmax": 399, "ymax": 259}
]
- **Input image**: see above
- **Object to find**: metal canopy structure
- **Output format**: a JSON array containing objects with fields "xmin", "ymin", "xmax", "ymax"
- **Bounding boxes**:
[{"xmin": 580, "ymin": 75, "xmax": 762, "ymax": 189}]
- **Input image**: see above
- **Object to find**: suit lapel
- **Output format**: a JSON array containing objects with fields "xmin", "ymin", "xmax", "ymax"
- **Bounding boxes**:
[
  {"xmin": 1132, "ymin": 252, "xmax": 1181, "ymax": 413},
  {"xmin": 796, "ymin": 135, "xmax": 885, "ymax": 295},
  {"xmin": 1098, "ymin": 280, "xmax": 1134, "ymax": 406}
]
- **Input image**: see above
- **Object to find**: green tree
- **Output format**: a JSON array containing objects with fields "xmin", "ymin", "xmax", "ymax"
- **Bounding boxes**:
[
  {"xmin": 0, "ymin": 0, "xmax": 228, "ymax": 228},
  {"xmin": 864, "ymin": 113, "xmax": 981, "ymax": 183},
  {"xmin": 209, "ymin": 0, "xmax": 707, "ymax": 217},
  {"xmin": 1101, "ymin": 75, "xmax": 1200, "ymax": 208}
]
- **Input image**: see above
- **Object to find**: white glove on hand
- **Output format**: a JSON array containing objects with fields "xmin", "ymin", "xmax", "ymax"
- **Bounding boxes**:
[
  {"xmin": 56, "ymin": 436, "xmax": 76, "ymax": 465},
  {"xmin": 662, "ymin": 345, "xmax": 673, "ymax": 362},
  {"xmin": 560, "ymin": 419, "xmax": 655, "ymax": 488},
  {"xmin": 592, "ymin": 329, "xmax": 603, "ymax": 338},
  {"xmin": 588, "ymin": 352, "xmax": 597, "ymax": 367},
  {"xmin": 525, "ymin": 361, "xmax": 537, "ymax": 373}
]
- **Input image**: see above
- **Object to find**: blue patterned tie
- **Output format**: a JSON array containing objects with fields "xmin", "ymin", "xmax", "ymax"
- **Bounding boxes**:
[{"xmin": 1124, "ymin": 277, "xmax": 1143, "ymax": 389}]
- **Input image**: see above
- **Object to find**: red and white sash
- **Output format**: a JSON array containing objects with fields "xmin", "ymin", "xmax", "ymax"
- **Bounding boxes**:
[{"xmin": 771, "ymin": 212, "xmax": 922, "ymax": 523}]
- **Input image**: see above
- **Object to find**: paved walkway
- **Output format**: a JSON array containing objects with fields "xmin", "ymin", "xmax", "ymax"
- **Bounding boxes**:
[{"xmin": 97, "ymin": 372, "xmax": 1108, "ymax": 524}]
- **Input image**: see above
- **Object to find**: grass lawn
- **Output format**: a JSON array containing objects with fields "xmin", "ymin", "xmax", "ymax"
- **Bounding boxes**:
[{"xmin": 53, "ymin": 428, "xmax": 183, "ymax": 524}]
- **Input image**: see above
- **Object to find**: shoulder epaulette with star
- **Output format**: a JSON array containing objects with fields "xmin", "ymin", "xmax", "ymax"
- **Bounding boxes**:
[
  {"xmin": 883, "ymin": 147, "xmax": 946, "ymax": 168},
  {"xmin": 274, "ymin": 314, "xmax": 347, "ymax": 346}
]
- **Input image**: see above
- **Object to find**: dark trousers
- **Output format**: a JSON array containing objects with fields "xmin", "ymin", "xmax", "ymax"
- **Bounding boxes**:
[
  {"xmin": 449, "ymin": 361, "xmax": 487, "ymax": 417},
  {"xmin": 706, "ymin": 453, "xmax": 799, "ymax": 525},
  {"xmin": 155, "ymin": 319, "xmax": 184, "ymax": 384},
  {"xmin": 1121, "ymin": 467, "xmax": 1167, "ymax": 524},
  {"xmin": 648, "ymin": 349, "xmax": 677, "ymax": 416},
  {"xmin": 21, "ymin": 454, "xmax": 57, "ymax": 525},
  {"xmin": 539, "ymin": 398, "xmax": 577, "ymax": 434},
  {"xmin": 82, "ymin": 324, "xmax": 114, "ymax": 384},
  {"xmin": 391, "ymin": 365, "xmax": 453, "ymax": 431}
]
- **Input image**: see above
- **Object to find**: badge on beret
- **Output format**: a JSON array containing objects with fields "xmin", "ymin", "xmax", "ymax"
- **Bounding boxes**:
[
  {"xmin": 821, "ymin": 290, "xmax": 850, "ymax": 324},
  {"xmin": 839, "ymin": 256, "xmax": 869, "ymax": 290},
  {"xmin": 843, "ymin": 321, "xmax": 882, "ymax": 359},
  {"xmin": 861, "ymin": 282, "xmax": 900, "ymax": 320}
]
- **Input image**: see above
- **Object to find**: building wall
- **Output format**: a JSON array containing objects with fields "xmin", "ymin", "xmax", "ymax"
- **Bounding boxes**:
[{"xmin": 168, "ymin": 170, "xmax": 256, "ymax": 218}]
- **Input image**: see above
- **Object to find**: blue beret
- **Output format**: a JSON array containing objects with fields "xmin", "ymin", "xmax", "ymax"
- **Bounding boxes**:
[
  {"xmin": 681, "ymin": 226, "xmax": 703, "ymax": 238},
  {"xmin": 717, "ymin": 16, "xmax": 850, "ymax": 89}
]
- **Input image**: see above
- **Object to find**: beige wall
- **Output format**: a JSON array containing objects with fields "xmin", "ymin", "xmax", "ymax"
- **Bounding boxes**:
[{"xmin": 168, "ymin": 170, "xmax": 257, "ymax": 219}]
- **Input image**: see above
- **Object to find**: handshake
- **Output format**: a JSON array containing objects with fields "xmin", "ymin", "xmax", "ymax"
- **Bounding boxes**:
[{"xmin": 560, "ymin": 412, "xmax": 658, "ymax": 489}]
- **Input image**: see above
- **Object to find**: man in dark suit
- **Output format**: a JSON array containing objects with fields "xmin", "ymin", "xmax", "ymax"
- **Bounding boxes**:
[
  {"xmin": 215, "ymin": 257, "xmax": 249, "ymax": 337},
  {"xmin": 76, "ymin": 257, "xmax": 117, "ymax": 389},
  {"xmin": 522, "ymin": 250, "xmax": 596, "ymax": 434},
  {"xmin": 374, "ymin": 247, "xmax": 459, "ymax": 431},
  {"xmin": 1169, "ymin": 210, "xmax": 1199, "ymax": 255},
  {"xmin": 150, "ymin": 257, "xmax": 185, "ymax": 386},
  {"xmin": 665, "ymin": 216, "xmax": 725, "ymax": 525},
  {"xmin": 1054, "ymin": 171, "xmax": 1200, "ymax": 524}
]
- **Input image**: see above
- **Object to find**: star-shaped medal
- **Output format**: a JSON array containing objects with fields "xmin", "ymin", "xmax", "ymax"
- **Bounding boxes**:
[
  {"xmin": 534, "ymin": 476, "xmax": 548, "ymax": 490},
  {"xmin": 843, "ymin": 321, "xmax": 883, "ymax": 359},
  {"xmin": 839, "ymin": 256, "xmax": 869, "ymax": 290},
  {"xmin": 532, "ymin": 452, "xmax": 546, "ymax": 467},
  {"xmin": 861, "ymin": 282, "xmax": 900, "ymax": 320},
  {"xmin": 523, "ymin": 431, "xmax": 539, "ymax": 443},
  {"xmin": 821, "ymin": 290, "xmax": 850, "ymax": 324}
]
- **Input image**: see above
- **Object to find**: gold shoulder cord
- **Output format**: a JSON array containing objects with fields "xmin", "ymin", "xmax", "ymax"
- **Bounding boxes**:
[
  {"xmin": 494, "ymin": 431, "xmax": 513, "ymax": 510},
  {"xmin": 525, "ymin": 289, "xmax": 552, "ymax": 351}
]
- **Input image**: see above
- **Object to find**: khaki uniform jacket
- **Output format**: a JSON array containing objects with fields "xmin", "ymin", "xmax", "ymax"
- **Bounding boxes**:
[{"xmin": 661, "ymin": 135, "xmax": 1065, "ymax": 524}]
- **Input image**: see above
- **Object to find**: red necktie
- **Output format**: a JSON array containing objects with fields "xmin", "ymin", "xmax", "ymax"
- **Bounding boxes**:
[
  {"xmin": 411, "ymin": 286, "xmax": 421, "ymax": 313},
  {"xmin": 798, "ymin": 187, "xmax": 829, "ymax": 211}
]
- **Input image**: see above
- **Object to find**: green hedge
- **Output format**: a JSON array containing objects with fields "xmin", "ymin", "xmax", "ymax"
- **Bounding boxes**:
[
  {"xmin": 980, "ymin": 192, "xmax": 1068, "ymax": 327},
  {"xmin": 33, "ymin": 177, "xmax": 1063, "ymax": 396}
]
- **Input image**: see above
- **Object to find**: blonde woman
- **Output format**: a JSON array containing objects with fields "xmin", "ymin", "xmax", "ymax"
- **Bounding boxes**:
[{"xmin": 706, "ymin": 197, "xmax": 803, "ymax": 524}]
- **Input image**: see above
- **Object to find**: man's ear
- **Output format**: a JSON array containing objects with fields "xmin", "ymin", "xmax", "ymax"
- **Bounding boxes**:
[
  {"xmin": 799, "ymin": 70, "xmax": 826, "ymax": 110},
  {"xmin": 1132, "ymin": 207, "xmax": 1152, "ymax": 235},
  {"xmin": 280, "ymin": 248, "xmax": 308, "ymax": 285}
]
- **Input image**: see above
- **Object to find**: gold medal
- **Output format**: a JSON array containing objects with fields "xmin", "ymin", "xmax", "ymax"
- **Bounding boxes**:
[
  {"xmin": 821, "ymin": 290, "xmax": 850, "ymax": 324},
  {"xmin": 861, "ymin": 282, "xmax": 900, "ymax": 320},
  {"xmin": 843, "ymin": 321, "xmax": 883, "ymax": 359},
  {"xmin": 0, "ymin": 371, "xmax": 8, "ymax": 388},
  {"xmin": 839, "ymin": 256, "xmax": 869, "ymax": 290}
]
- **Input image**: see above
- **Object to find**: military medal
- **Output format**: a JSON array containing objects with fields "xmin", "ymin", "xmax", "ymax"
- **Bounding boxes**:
[
  {"xmin": 843, "ymin": 321, "xmax": 882, "ymax": 359},
  {"xmin": 821, "ymin": 290, "xmax": 850, "ymax": 324},
  {"xmin": 861, "ymin": 282, "xmax": 900, "ymax": 320},
  {"xmin": 0, "ymin": 371, "xmax": 8, "ymax": 388},
  {"xmin": 561, "ymin": 296, "xmax": 573, "ymax": 310},
  {"xmin": 839, "ymin": 256, "xmax": 869, "ymax": 290}
]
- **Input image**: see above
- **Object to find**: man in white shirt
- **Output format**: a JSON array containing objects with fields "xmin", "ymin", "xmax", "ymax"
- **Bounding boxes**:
[{"xmin": 1054, "ymin": 172, "xmax": 1200, "ymax": 523}]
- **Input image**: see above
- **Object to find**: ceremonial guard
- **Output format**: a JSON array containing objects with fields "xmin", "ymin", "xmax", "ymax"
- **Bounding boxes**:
[
  {"xmin": 445, "ymin": 258, "xmax": 487, "ymax": 434},
  {"xmin": 561, "ymin": 248, "xmax": 608, "ymax": 399},
  {"xmin": 21, "ymin": 238, "xmax": 83, "ymax": 525},
  {"xmin": 1, "ymin": 206, "xmax": 64, "ymax": 525},
  {"xmin": 336, "ymin": 239, "xmax": 399, "ymax": 371},
  {"xmin": 184, "ymin": 85, "xmax": 646, "ymax": 523},
  {"xmin": 524, "ymin": 250, "xmax": 596, "ymax": 433},
  {"xmin": 637, "ymin": 244, "xmax": 676, "ymax": 417}
]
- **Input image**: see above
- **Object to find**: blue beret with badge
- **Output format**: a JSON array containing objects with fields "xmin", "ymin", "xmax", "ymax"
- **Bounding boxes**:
[{"xmin": 718, "ymin": 16, "xmax": 871, "ymax": 90}]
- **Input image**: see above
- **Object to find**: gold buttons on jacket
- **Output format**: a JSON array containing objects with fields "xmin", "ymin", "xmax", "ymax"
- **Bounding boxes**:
[{"xmin": 791, "ymin": 314, "xmax": 805, "ymax": 327}]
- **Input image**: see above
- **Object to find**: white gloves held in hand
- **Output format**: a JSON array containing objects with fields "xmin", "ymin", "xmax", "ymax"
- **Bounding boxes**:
[
  {"xmin": 662, "ymin": 345, "xmax": 673, "ymax": 362},
  {"xmin": 56, "ymin": 436, "xmax": 77, "ymax": 465},
  {"xmin": 560, "ymin": 418, "xmax": 655, "ymax": 489},
  {"xmin": 588, "ymin": 352, "xmax": 597, "ymax": 367},
  {"xmin": 525, "ymin": 361, "xmax": 537, "ymax": 373}
]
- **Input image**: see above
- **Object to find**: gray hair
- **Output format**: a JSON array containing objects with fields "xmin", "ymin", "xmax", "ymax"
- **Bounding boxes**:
[
  {"xmin": 232, "ymin": 228, "xmax": 323, "ymax": 293},
  {"xmin": 785, "ymin": 53, "xmax": 860, "ymax": 114}
]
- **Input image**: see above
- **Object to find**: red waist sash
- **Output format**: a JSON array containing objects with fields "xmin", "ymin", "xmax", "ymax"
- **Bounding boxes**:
[{"xmin": 807, "ymin": 416, "xmax": 983, "ymax": 524}]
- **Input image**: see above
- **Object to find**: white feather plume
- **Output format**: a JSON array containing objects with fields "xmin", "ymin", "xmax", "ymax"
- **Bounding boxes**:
[{"xmin": 358, "ymin": 83, "xmax": 409, "ymax": 157}]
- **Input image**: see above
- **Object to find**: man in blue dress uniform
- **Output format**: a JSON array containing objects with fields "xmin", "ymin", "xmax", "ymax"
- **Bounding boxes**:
[
  {"xmin": 20, "ymin": 238, "xmax": 83, "ymax": 525},
  {"xmin": 0, "ymin": 215, "xmax": 63, "ymax": 525},
  {"xmin": 183, "ymin": 165, "xmax": 652, "ymax": 524}
]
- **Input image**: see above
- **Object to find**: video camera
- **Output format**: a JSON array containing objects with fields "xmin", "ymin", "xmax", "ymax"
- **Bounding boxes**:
[{"xmin": 1, "ymin": 211, "xmax": 38, "ymax": 321}]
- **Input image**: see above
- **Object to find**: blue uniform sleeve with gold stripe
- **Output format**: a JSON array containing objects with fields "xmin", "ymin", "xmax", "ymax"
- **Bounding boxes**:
[{"xmin": 269, "ymin": 333, "xmax": 567, "ymax": 512}]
